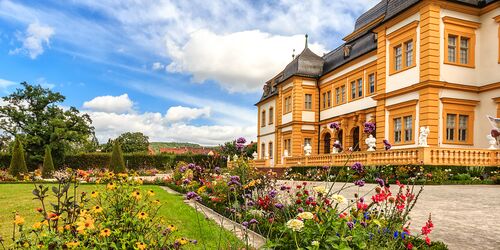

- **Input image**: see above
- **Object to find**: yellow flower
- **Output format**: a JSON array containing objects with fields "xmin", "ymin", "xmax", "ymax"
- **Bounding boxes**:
[
  {"xmin": 107, "ymin": 172, "xmax": 115, "ymax": 178},
  {"xmin": 66, "ymin": 241, "xmax": 80, "ymax": 248},
  {"xmin": 197, "ymin": 186, "xmax": 206, "ymax": 194},
  {"xmin": 297, "ymin": 212, "xmax": 314, "ymax": 220},
  {"xmin": 91, "ymin": 191, "xmax": 99, "ymax": 198},
  {"xmin": 107, "ymin": 182, "xmax": 116, "ymax": 190},
  {"xmin": 33, "ymin": 222, "xmax": 43, "ymax": 229},
  {"xmin": 151, "ymin": 199, "xmax": 161, "ymax": 205},
  {"xmin": 118, "ymin": 173, "xmax": 128, "ymax": 178},
  {"xmin": 136, "ymin": 242, "xmax": 147, "ymax": 250},
  {"xmin": 332, "ymin": 194, "xmax": 346, "ymax": 204},
  {"xmin": 147, "ymin": 190, "xmax": 155, "ymax": 196},
  {"xmin": 137, "ymin": 212, "xmax": 148, "ymax": 220},
  {"xmin": 136, "ymin": 178, "xmax": 143, "ymax": 185},
  {"xmin": 176, "ymin": 237, "xmax": 188, "ymax": 245},
  {"xmin": 92, "ymin": 205, "xmax": 103, "ymax": 213},
  {"xmin": 14, "ymin": 214, "xmax": 25, "ymax": 226},
  {"xmin": 42, "ymin": 220, "xmax": 49, "ymax": 226},
  {"xmin": 313, "ymin": 186, "xmax": 327, "ymax": 195},
  {"xmin": 100, "ymin": 228, "xmax": 111, "ymax": 237},
  {"xmin": 131, "ymin": 190, "xmax": 142, "ymax": 200},
  {"xmin": 76, "ymin": 217, "xmax": 95, "ymax": 234},
  {"xmin": 286, "ymin": 219, "xmax": 304, "ymax": 232},
  {"xmin": 167, "ymin": 224, "xmax": 176, "ymax": 232},
  {"xmin": 64, "ymin": 224, "xmax": 71, "ymax": 230},
  {"xmin": 57, "ymin": 226, "xmax": 64, "ymax": 232}
]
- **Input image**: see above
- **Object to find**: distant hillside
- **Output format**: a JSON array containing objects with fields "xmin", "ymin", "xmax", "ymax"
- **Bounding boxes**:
[{"xmin": 149, "ymin": 142, "xmax": 219, "ymax": 154}]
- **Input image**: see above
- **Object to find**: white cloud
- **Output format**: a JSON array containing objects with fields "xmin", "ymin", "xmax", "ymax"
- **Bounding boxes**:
[
  {"xmin": 165, "ymin": 106, "xmax": 210, "ymax": 123},
  {"xmin": 34, "ymin": 77, "xmax": 56, "ymax": 89},
  {"xmin": 151, "ymin": 62, "xmax": 165, "ymax": 70},
  {"xmin": 83, "ymin": 94, "xmax": 134, "ymax": 114},
  {"xmin": 10, "ymin": 22, "xmax": 54, "ymax": 59},
  {"xmin": 0, "ymin": 78, "xmax": 17, "ymax": 89},
  {"xmin": 87, "ymin": 110, "xmax": 254, "ymax": 145},
  {"xmin": 167, "ymin": 29, "xmax": 326, "ymax": 93}
]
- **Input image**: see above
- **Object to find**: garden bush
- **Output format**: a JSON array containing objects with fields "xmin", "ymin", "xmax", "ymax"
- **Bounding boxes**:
[
  {"xmin": 9, "ymin": 137, "xmax": 28, "ymax": 177},
  {"xmin": 109, "ymin": 141, "xmax": 126, "ymax": 173},
  {"xmin": 41, "ymin": 146, "xmax": 55, "ymax": 178}
]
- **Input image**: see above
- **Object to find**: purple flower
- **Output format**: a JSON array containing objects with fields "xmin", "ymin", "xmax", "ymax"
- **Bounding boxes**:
[
  {"xmin": 187, "ymin": 163, "xmax": 195, "ymax": 170},
  {"xmin": 247, "ymin": 201, "xmax": 255, "ymax": 206},
  {"xmin": 242, "ymin": 221, "xmax": 249, "ymax": 228},
  {"xmin": 359, "ymin": 197, "xmax": 364, "ymax": 203},
  {"xmin": 249, "ymin": 218, "xmax": 258, "ymax": 225},
  {"xmin": 351, "ymin": 162, "xmax": 364, "ymax": 173},
  {"xmin": 329, "ymin": 122, "xmax": 340, "ymax": 130},
  {"xmin": 179, "ymin": 166, "xmax": 187, "ymax": 173},
  {"xmin": 182, "ymin": 179, "xmax": 191, "ymax": 185},
  {"xmin": 228, "ymin": 176, "xmax": 241, "ymax": 186},
  {"xmin": 275, "ymin": 203, "xmax": 284, "ymax": 209},
  {"xmin": 214, "ymin": 167, "xmax": 221, "ymax": 174},
  {"xmin": 383, "ymin": 139, "xmax": 392, "ymax": 150},
  {"xmin": 360, "ymin": 221, "xmax": 367, "ymax": 227},
  {"xmin": 236, "ymin": 137, "xmax": 247, "ymax": 144},
  {"xmin": 297, "ymin": 207, "xmax": 304, "ymax": 213},
  {"xmin": 236, "ymin": 143, "xmax": 245, "ymax": 151},
  {"xmin": 280, "ymin": 185, "xmax": 288, "ymax": 191},
  {"xmin": 354, "ymin": 179, "xmax": 365, "ymax": 187},
  {"xmin": 268, "ymin": 189, "xmax": 278, "ymax": 198},
  {"xmin": 347, "ymin": 221, "xmax": 354, "ymax": 230},
  {"xmin": 186, "ymin": 191, "xmax": 201, "ymax": 201},
  {"xmin": 364, "ymin": 122, "xmax": 376, "ymax": 134},
  {"xmin": 194, "ymin": 165, "xmax": 203, "ymax": 173},
  {"xmin": 191, "ymin": 240, "xmax": 198, "ymax": 244},
  {"xmin": 375, "ymin": 178, "xmax": 385, "ymax": 187}
]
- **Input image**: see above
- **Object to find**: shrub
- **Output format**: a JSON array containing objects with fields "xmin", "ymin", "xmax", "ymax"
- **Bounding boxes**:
[
  {"xmin": 41, "ymin": 146, "xmax": 55, "ymax": 178},
  {"xmin": 7, "ymin": 170, "xmax": 192, "ymax": 249},
  {"xmin": 9, "ymin": 137, "xmax": 28, "ymax": 177},
  {"xmin": 109, "ymin": 141, "xmax": 125, "ymax": 173}
]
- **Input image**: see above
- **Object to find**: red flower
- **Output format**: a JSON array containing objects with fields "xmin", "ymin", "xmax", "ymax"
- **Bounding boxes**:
[
  {"xmin": 357, "ymin": 202, "xmax": 368, "ymax": 211},
  {"xmin": 296, "ymin": 185, "xmax": 302, "ymax": 189},
  {"xmin": 421, "ymin": 216, "xmax": 434, "ymax": 235},
  {"xmin": 406, "ymin": 242, "xmax": 413, "ymax": 250},
  {"xmin": 425, "ymin": 236, "xmax": 431, "ymax": 245},
  {"xmin": 295, "ymin": 199, "xmax": 302, "ymax": 204}
]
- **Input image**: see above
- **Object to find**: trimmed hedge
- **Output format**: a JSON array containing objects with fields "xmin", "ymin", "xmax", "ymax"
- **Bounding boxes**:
[{"xmin": 0, "ymin": 153, "xmax": 226, "ymax": 170}]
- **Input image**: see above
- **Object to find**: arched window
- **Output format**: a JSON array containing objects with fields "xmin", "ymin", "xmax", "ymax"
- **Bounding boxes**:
[{"xmin": 323, "ymin": 133, "xmax": 331, "ymax": 154}]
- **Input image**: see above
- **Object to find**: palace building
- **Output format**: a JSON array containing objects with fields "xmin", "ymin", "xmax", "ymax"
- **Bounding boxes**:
[{"xmin": 255, "ymin": 0, "xmax": 500, "ymax": 168}]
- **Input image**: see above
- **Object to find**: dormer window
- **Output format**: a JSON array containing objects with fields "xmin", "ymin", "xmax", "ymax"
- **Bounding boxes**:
[{"xmin": 343, "ymin": 45, "xmax": 352, "ymax": 57}]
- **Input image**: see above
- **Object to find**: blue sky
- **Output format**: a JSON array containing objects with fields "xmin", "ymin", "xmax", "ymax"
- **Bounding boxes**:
[{"xmin": 0, "ymin": 0, "xmax": 377, "ymax": 145}]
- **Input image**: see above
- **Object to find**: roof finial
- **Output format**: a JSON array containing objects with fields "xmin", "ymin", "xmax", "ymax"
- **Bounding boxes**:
[
  {"xmin": 292, "ymin": 49, "xmax": 295, "ymax": 59},
  {"xmin": 305, "ymin": 34, "xmax": 309, "ymax": 48}
]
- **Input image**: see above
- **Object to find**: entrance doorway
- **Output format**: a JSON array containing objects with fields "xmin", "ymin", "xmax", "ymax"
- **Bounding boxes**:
[{"xmin": 323, "ymin": 133, "xmax": 331, "ymax": 154}]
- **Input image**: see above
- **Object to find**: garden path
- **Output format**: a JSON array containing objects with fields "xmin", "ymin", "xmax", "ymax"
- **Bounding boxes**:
[{"xmin": 279, "ymin": 181, "xmax": 500, "ymax": 250}]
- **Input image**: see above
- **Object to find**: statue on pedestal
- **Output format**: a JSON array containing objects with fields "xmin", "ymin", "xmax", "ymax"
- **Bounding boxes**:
[
  {"xmin": 487, "ymin": 134, "xmax": 497, "ymax": 149},
  {"xmin": 304, "ymin": 143, "xmax": 312, "ymax": 156},
  {"xmin": 284, "ymin": 149, "xmax": 289, "ymax": 157},
  {"xmin": 332, "ymin": 140, "xmax": 341, "ymax": 154},
  {"xmin": 365, "ymin": 134, "xmax": 376, "ymax": 151},
  {"xmin": 418, "ymin": 126, "xmax": 430, "ymax": 147},
  {"xmin": 252, "ymin": 151, "xmax": 258, "ymax": 160}
]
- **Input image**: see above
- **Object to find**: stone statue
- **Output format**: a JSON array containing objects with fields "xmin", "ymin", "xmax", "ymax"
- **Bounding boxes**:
[
  {"xmin": 332, "ymin": 140, "xmax": 341, "ymax": 154},
  {"xmin": 227, "ymin": 155, "xmax": 231, "ymax": 163},
  {"xmin": 233, "ymin": 154, "xmax": 238, "ymax": 161},
  {"xmin": 284, "ymin": 149, "xmax": 289, "ymax": 157},
  {"xmin": 487, "ymin": 134, "xmax": 497, "ymax": 149},
  {"xmin": 252, "ymin": 151, "xmax": 258, "ymax": 160},
  {"xmin": 304, "ymin": 143, "xmax": 312, "ymax": 156},
  {"xmin": 418, "ymin": 126, "xmax": 430, "ymax": 147},
  {"xmin": 365, "ymin": 134, "xmax": 376, "ymax": 151}
]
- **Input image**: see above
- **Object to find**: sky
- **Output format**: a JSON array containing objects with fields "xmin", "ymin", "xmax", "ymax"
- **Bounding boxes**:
[{"xmin": 0, "ymin": 0, "xmax": 378, "ymax": 145}]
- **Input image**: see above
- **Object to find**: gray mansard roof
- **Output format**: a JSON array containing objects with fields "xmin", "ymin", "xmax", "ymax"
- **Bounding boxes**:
[{"xmin": 256, "ymin": 0, "xmax": 499, "ymax": 105}]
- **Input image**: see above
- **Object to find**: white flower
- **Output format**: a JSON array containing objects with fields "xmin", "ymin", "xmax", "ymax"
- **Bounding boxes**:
[
  {"xmin": 312, "ymin": 241, "xmax": 320, "ymax": 247},
  {"xmin": 286, "ymin": 219, "xmax": 304, "ymax": 232},
  {"xmin": 248, "ymin": 209, "xmax": 264, "ymax": 218},
  {"xmin": 297, "ymin": 212, "xmax": 314, "ymax": 220},
  {"xmin": 313, "ymin": 186, "xmax": 327, "ymax": 195},
  {"xmin": 332, "ymin": 194, "xmax": 346, "ymax": 204}
]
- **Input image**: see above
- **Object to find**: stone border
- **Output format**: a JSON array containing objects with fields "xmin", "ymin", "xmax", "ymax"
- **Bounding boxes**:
[{"xmin": 160, "ymin": 186, "xmax": 266, "ymax": 249}]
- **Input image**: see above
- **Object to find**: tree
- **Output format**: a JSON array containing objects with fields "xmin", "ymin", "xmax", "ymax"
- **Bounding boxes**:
[
  {"xmin": 0, "ymin": 82, "xmax": 94, "ymax": 168},
  {"xmin": 9, "ymin": 137, "xmax": 28, "ymax": 177},
  {"xmin": 109, "ymin": 141, "xmax": 126, "ymax": 173},
  {"xmin": 42, "ymin": 146, "xmax": 55, "ymax": 178},
  {"xmin": 103, "ymin": 132, "xmax": 149, "ymax": 153}
]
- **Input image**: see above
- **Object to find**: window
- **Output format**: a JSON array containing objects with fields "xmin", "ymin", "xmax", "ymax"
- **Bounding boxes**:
[
  {"xmin": 443, "ymin": 16, "xmax": 479, "ymax": 68},
  {"xmin": 268, "ymin": 142, "xmax": 273, "ymax": 159},
  {"xmin": 341, "ymin": 86, "xmax": 346, "ymax": 103},
  {"xmin": 350, "ymin": 81, "xmax": 356, "ymax": 99},
  {"xmin": 349, "ymin": 77, "xmax": 363, "ymax": 100},
  {"xmin": 327, "ymin": 91, "xmax": 331, "ymax": 107},
  {"xmin": 304, "ymin": 138, "xmax": 311, "ymax": 147},
  {"xmin": 357, "ymin": 79, "xmax": 363, "ymax": 97},
  {"xmin": 394, "ymin": 45, "xmax": 402, "ymax": 71},
  {"xmin": 322, "ymin": 92, "xmax": 327, "ymax": 109},
  {"xmin": 322, "ymin": 91, "xmax": 331, "ymax": 109},
  {"xmin": 368, "ymin": 73, "xmax": 376, "ymax": 94},
  {"xmin": 261, "ymin": 143, "xmax": 266, "ymax": 158},
  {"xmin": 284, "ymin": 96, "xmax": 292, "ymax": 113},
  {"xmin": 405, "ymin": 41, "xmax": 413, "ymax": 67},
  {"xmin": 394, "ymin": 118, "xmax": 402, "ymax": 143},
  {"xmin": 304, "ymin": 94, "xmax": 312, "ymax": 110},
  {"xmin": 284, "ymin": 139, "xmax": 291, "ymax": 155},
  {"xmin": 404, "ymin": 116, "xmax": 412, "ymax": 142},
  {"xmin": 261, "ymin": 110, "xmax": 266, "ymax": 127},
  {"xmin": 269, "ymin": 107, "xmax": 274, "ymax": 125},
  {"xmin": 335, "ymin": 85, "xmax": 346, "ymax": 105},
  {"xmin": 335, "ymin": 88, "xmax": 340, "ymax": 104},
  {"xmin": 495, "ymin": 15, "xmax": 500, "ymax": 63},
  {"xmin": 442, "ymin": 98, "xmax": 476, "ymax": 144}
]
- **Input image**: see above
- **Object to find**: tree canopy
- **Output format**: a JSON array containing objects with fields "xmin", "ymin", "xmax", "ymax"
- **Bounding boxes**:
[
  {"xmin": 103, "ymin": 132, "xmax": 150, "ymax": 153},
  {"xmin": 0, "ymin": 82, "xmax": 95, "ymax": 167}
]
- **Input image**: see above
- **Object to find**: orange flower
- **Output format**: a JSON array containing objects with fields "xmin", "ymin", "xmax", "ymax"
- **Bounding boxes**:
[
  {"xmin": 136, "ymin": 242, "xmax": 147, "ymax": 250},
  {"xmin": 131, "ymin": 190, "xmax": 142, "ymax": 200},
  {"xmin": 100, "ymin": 228, "xmax": 111, "ymax": 237},
  {"xmin": 137, "ymin": 212, "xmax": 148, "ymax": 220}
]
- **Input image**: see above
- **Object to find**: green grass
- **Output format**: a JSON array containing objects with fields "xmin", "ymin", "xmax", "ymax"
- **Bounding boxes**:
[{"xmin": 0, "ymin": 183, "xmax": 243, "ymax": 249}]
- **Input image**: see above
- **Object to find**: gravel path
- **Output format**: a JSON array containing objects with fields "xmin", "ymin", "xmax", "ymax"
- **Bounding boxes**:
[{"xmin": 278, "ymin": 180, "xmax": 500, "ymax": 250}]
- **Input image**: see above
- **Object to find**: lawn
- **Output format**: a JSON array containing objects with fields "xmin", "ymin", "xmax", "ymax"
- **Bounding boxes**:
[{"xmin": 0, "ymin": 183, "xmax": 243, "ymax": 249}]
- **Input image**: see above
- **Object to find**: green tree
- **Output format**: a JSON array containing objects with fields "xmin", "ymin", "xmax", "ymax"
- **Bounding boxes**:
[
  {"xmin": 109, "ymin": 141, "xmax": 126, "ymax": 173},
  {"xmin": 0, "ymin": 82, "xmax": 94, "ymax": 168},
  {"xmin": 9, "ymin": 137, "xmax": 28, "ymax": 177},
  {"xmin": 103, "ymin": 132, "xmax": 149, "ymax": 153},
  {"xmin": 42, "ymin": 146, "xmax": 55, "ymax": 178}
]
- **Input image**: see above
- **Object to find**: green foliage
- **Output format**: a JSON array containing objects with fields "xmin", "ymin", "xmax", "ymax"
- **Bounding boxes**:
[
  {"xmin": 42, "ymin": 146, "xmax": 55, "ymax": 178},
  {"xmin": 102, "ymin": 132, "xmax": 150, "ymax": 153},
  {"xmin": 9, "ymin": 137, "xmax": 27, "ymax": 177},
  {"xmin": 0, "ymin": 82, "xmax": 94, "ymax": 168},
  {"xmin": 217, "ymin": 140, "xmax": 254, "ymax": 158},
  {"xmin": 109, "ymin": 141, "xmax": 125, "ymax": 173}
]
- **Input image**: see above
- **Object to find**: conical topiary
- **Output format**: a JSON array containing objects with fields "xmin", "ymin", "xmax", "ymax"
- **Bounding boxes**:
[
  {"xmin": 9, "ymin": 137, "xmax": 28, "ymax": 177},
  {"xmin": 109, "ymin": 140, "xmax": 126, "ymax": 173},
  {"xmin": 42, "ymin": 146, "xmax": 55, "ymax": 178}
]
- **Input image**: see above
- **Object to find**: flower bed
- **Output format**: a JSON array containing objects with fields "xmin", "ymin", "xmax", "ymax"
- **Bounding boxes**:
[{"xmin": 164, "ymin": 159, "xmax": 449, "ymax": 249}]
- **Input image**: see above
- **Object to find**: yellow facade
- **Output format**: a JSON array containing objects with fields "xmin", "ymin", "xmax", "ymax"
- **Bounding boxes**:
[{"xmin": 255, "ymin": 0, "xmax": 500, "ymax": 168}]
